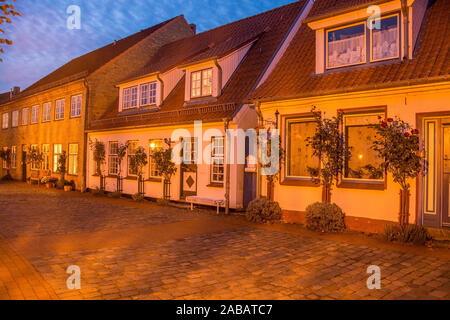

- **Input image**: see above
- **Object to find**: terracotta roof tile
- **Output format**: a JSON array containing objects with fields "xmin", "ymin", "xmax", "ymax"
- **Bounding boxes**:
[{"xmin": 250, "ymin": 0, "xmax": 450, "ymax": 101}]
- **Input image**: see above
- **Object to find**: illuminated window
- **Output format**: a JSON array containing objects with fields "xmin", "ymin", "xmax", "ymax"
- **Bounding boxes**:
[
  {"xmin": 343, "ymin": 111, "xmax": 384, "ymax": 181},
  {"xmin": 11, "ymin": 146, "xmax": 16, "ymax": 169},
  {"xmin": 127, "ymin": 141, "xmax": 139, "ymax": 176},
  {"xmin": 2, "ymin": 113, "xmax": 8, "ymax": 129},
  {"xmin": 123, "ymin": 86, "xmax": 138, "ymax": 109},
  {"xmin": 2, "ymin": 147, "xmax": 7, "ymax": 169},
  {"xmin": 42, "ymin": 144, "xmax": 50, "ymax": 170},
  {"xmin": 327, "ymin": 23, "xmax": 366, "ymax": 69},
  {"xmin": 108, "ymin": 141, "xmax": 119, "ymax": 175},
  {"xmin": 22, "ymin": 108, "xmax": 29, "ymax": 125},
  {"xmin": 149, "ymin": 139, "xmax": 163, "ymax": 177},
  {"xmin": 191, "ymin": 69, "xmax": 212, "ymax": 98},
  {"xmin": 141, "ymin": 82, "xmax": 157, "ymax": 106},
  {"xmin": 12, "ymin": 111, "xmax": 18, "ymax": 127},
  {"xmin": 31, "ymin": 144, "xmax": 40, "ymax": 170},
  {"xmin": 182, "ymin": 137, "xmax": 198, "ymax": 164},
  {"xmin": 286, "ymin": 117, "xmax": 318, "ymax": 178},
  {"xmin": 55, "ymin": 99, "xmax": 65, "ymax": 120},
  {"xmin": 42, "ymin": 102, "xmax": 51, "ymax": 122},
  {"xmin": 371, "ymin": 15, "xmax": 399, "ymax": 62},
  {"xmin": 68, "ymin": 144, "xmax": 78, "ymax": 175},
  {"xmin": 31, "ymin": 105, "xmax": 39, "ymax": 124},
  {"xmin": 53, "ymin": 144, "xmax": 62, "ymax": 173},
  {"xmin": 211, "ymin": 137, "xmax": 224, "ymax": 183},
  {"xmin": 70, "ymin": 95, "xmax": 82, "ymax": 117}
]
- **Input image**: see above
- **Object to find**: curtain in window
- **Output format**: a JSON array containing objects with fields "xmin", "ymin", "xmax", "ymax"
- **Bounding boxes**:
[{"xmin": 328, "ymin": 24, "xmax": 365, "ymax": 68}]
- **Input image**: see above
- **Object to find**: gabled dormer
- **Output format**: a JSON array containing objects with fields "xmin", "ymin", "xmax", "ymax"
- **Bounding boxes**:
[
  {"xmin": 306, "ymin": 0, "xmax": 429, "ymax": 74},
  {"xmin": 117, "ymin": 74, "xmax": 161, "ymax": 113}
]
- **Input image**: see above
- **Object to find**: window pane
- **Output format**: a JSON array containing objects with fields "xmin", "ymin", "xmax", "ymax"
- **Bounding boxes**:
[
  {"xmin": 372, "ymin": 16, "xmax": 398, "ymax": 61},
  {"xmin": 141, "ymin": 84, "xmax": 148, "ymax": 105},
  {"xmin": 344, "ymin": 114, "xmax": 384, "ymax": 180},
  {"xmin": 328, "ymin": 24, "xmax": 365, "ymax": 68},
  {"xmin": 22, "ymin": 108, "xmax": 28, "ymax": 125},
  {"xmin": 149, "ymin": 139, "xmax": 163, "ymax": 177},
  {"xmin": 131, "ymin": 87, "xmax": 138, "ymax": 107},
  {"xmin": 287, "ymin": 120, "xmax": 318, "ymax": 177},
  {"xmin": 191, "ymin": 71, "xmax": 201, "ymax": 98},
  {"xmin": 202, "ymin": 69, "xmax": 212, "ymax": 96}
]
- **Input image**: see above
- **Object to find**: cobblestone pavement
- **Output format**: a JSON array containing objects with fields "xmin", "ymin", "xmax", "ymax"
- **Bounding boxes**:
[{"xmin": 0, "ymin": 183, "xmax": 449, "ymax": 300}]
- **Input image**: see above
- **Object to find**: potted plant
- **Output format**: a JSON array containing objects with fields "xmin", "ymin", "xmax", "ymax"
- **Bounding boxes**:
[
  {"xmin": 306, "ymin": 107, "xmax": 350, "ymax": 203},
  {"xmin": 55, "ymin": 151, "xmax": 67, "ymax": 189},
  {"xmin": 64, "ymin": 180, "xmax": 75, "ymax": 192},
  {"xmin": 115, "ymin": 142, "xmax": 128, "ymax": 193},
  {"xmin": 43, "ymin": 176, "xmax": 58, "ymax": 188},
  {"xmin": 129, "ymin": 146, "xmax": 148, "ymax": 196},
  {"xmin": 151, "ymin": 139, "xmax": 177, "ymax": 200},
  {"xmin": 89, "ymin": 139, "xmax": 106, "ymax": 190},
  {"xmin": 372, "ymin": 117, "xmax": 424, "ymax": 226},
  {"xmin": 0, "ymin": 148, "xmax": 12, "ymax": 181}
]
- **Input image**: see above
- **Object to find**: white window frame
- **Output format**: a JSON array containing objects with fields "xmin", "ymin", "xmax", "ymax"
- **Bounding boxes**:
[
  {"xmin": 31, "ymin": 105, "xmax": 39, "ymax": 124},
  {"xmin": 127, "ymin": 141, "xmax": 139, "ymax": 176},
  {"xmin": 55, "ymin": 99, "xmax": 65, "ymax": 120},
  {"xmin": 70, "ymin": 94, "xmax": 82, "ymax": 118},
  {"xmin": 122, "ymin": 86, "xmax": 139, "ymax": 110},
  {"xmin": 42, "ymin": 144, "xmax": 50, "ymax": 170},
  {"xmin": 182, "ymin": 137, "xmax": 198, "ymax": 164},
  {"xmin": 42, "ymin": 102, "xmax": 51, "ymax": 122},
  {"xmin": 140, "ymin": 82, "xmax": 157, "ymax": 106},
  {"xmin": 31, "ymin": 144, "xmax": 40, "ymax": 170},
  {"xmin": 108, "ymin": 141, "xmax": 119, "ymax": 176},
  {"xmin": 68, "ymin": 143, "xmax": 78, "ymax": 175},
  {"xmin": 211, "ymin": 136, "xmax": 224, "ymax": 183},
  {"xmin": 149, "ymin": 139, "xmax": 163, "ymax": 178},
  {"xmin": 12, "ymin": 110, "xmax": 19, "ymax": 127},
  {"xmin": 370, "ymin": 14, "xmax": 400, "ymax": 63},
  {"xmin": 2, "ymin": 113, "xmax": 8, "ymax": 129},
  {"xmin": 53, "ymin": 144, "xmax": 62, "ymax": 173},
  {"xmin": 326, "ymin": 21, "xmax": 367, "ymax": 70},
  {"xmin": 191, "ymin": 68, "xmax": 213, "ymax": 98},
  {"xmin": 21, "ymin": 108, "xmax": 29, "ymax": 126}
]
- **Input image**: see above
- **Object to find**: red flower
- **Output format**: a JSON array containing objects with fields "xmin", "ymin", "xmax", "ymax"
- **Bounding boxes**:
[
  {"xmin": 381, "ymin": 122, "xmax": 388, "ymax": 128},
  {"xmin": 377, "ymin": 115, "xmax": 382, "ymax": 120},
  {"xmin": 387, "ymin": 118, "xmax": 394, "ymax": 122},
  {"xmin": 404, "ymin": 132, "xmax": 410, "ymax": 137}
]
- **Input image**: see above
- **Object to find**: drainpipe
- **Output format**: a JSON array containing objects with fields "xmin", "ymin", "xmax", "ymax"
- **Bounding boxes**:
[
  {"xmin": 156, "ymin": 73, "xmax": 164, "ymax": 105},
  {"xmin": 401, "ymin": 0, "xmax": 409, "ymax": 60},
  {"xmin": 223, "ymin": 117, "xmax": 231, "ymax": 215},
  {"xmin": 255, "ymin": 102, "xmax": 264, "ymax": 198},
  {"xmin": 82, "ymin": 78, "xmax": 90, "ymax": 193},
  {"xmin": 214, "ymin": 59, "xmax": 223, "ymax": 97}
]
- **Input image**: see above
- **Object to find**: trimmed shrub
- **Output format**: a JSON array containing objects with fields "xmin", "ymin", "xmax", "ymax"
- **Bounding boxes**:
[
  {"xmin": 108, "ymin": 191, "xmax": 122, "ymax": 199},
  {"xmin": 305, "ymin": 202, "xmax": 346, "ymax": 233},
  {"xmin": 132, "ymin": 193, "xmax": 145, "ymax": 202},
  {"xmin": 246, "ymin": 197, "xmax": 282, "ymax": 224},
  {"xmin": 382, "ymin": 224, "xmax": 432, "ymax": 245}
]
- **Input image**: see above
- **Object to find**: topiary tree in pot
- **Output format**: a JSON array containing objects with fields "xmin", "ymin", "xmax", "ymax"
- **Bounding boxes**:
[
  {"xmin": 115, "ymin": 142, "xmax": 128, "ymax": 193},
  {"xmin": 56, "ymin": 151, "xmax": 67, "ymax": 189},
  {"xmin": 0, "ymin": 148, "xmax": 12, "ymax": 180},
  {"xmin": 306, "ymin": 107, "xmax": 350, "ymax": 203},
  {"xmin": 372, "ymin": 117, "xmax": 424, "ymax": 226},
  {"xmin": 89, "ymin": 139, "xmax": 106, "ymax": 190},
  {"xmin": 129, "ymin": 146, "xmax": 148, "ymax": 196},
  {"xmin": 151, "ymin": 139, "xmax": 177, "ymax": 200}
]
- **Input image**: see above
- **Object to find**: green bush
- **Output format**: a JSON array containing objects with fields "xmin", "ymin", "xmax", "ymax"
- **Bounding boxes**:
[
  {"xmin": 108, "ymin": 191, "xmax": 122, "ymax": 199},
  {"xmin": 305, "ymin": 202, "xmax": 346, "ymax": 233},
  {"xmin": 132, "ymin": 193, "xmax": 145, "ymax": 202},
  {"xmin": 382, "ymin": 224, "xmax": 432, "ymax": 245},
  {"xmin": 91, "ymin": 187, "xmax": 105, "ymax": 197},
  {"xmin": 246, "ymin": 197, "xmax": 282, "ymax": 224}
]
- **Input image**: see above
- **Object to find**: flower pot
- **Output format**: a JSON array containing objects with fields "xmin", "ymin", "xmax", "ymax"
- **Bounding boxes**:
[
  {"xmin": 64, "ymin": 185, "xmax": 72, "ymax": 192},
  {"xmin": 399, "ymin": 189, "xmax": 410, "ymax": 226},
  {"xmin": 46, "ymin": 182, "xmax": 55, "ymax": 189}
]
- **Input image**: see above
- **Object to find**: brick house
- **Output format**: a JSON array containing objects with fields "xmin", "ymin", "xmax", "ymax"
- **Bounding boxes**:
[
  {"xmin": 0, "ymin": 16, "xmax": 194, "ymax": 190},
  {"xmin": 86, "ymin": 1, "xmax": 311, "ymax": 210},
  {"xmin": 249, "ymin": 0, "xmax": 450, "ymax": 231}
]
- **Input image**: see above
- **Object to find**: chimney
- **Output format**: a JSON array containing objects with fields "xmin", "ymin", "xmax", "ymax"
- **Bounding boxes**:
[
  {"xmin": 189, "ymin": 24, "xmax": 196, "ymax": 35},
  {"xmin": 13, "ymin": 86, "xmax": 20, "ymax": 95}
]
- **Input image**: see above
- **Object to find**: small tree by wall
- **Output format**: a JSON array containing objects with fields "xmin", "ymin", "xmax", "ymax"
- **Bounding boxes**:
[
  {"xmin": 372, "ymin": 117, "xmax": 424, "ymax": 226},
  {"xmin": 89, "ymin": 139, "xmax": 106, "ymax": 189},
  {"xmin": 260, "ymin": 129, "xmax": 284, "ymax": 201},
  {"xmin": 56, "ymin": 151, "xmax": 67, "ymax": 186},
  {"xmin": 0, "ymin": 148, "xmax": 12, "ymax": 180},
  {"xmin": 115, "ymin": 142, "xmax": 128, "ymax": 192},
  {"xmin": 151, "ymin": 139, "xmax": 177, "ymax": 200},
  {"xmin": 129, "ymin": 146, "xmax": 148, "ymax": 195},
  {"xmin": 306, "ymin": 107, "xmax": 350, "ymax": 203}
]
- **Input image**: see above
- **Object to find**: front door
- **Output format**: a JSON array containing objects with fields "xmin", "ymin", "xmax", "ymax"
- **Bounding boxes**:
[
  {"xmin": 441, "ymin": 123, "xmax": 450, "ymax": 226},
  {"xmin": 180, "ymin": 137, "xmax": 198, "ymax": 200}
]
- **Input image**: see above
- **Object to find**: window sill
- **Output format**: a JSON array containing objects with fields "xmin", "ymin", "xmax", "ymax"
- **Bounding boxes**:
[
  {"xmin": 67, "ymin": 174, "xmax": 78, "ymax": 177},
  {"xmin": 105, "ymin": 175, "xmax": 118, "ymax": 179},
  {"xmin": 280, "ymin": 178, "xmax": 319, "ymax": 187},
  {"xmin": 207, "ymin": 182, "xmax": 224, "ymax": 188},
  {"xmin": 70, "ymin": 115, "xmax": 81, "ymax": 119},
  {"xmin": 147, "ymin": 177, "xmax": 162, "ymax": 183},
  {"xmin": 338, "ymin": 180, "xmax": 385, "ymax": 190}
]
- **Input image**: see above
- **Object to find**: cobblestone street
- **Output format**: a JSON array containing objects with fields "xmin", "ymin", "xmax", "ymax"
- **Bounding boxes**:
[{"xmin": 0, "ymin": 183, "xmax": 449, "ymax": 300}]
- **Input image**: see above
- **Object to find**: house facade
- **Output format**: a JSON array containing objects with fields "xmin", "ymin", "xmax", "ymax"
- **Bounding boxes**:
[
  {"xmin": 250, "ymin": 0, "xmax": 450, "ymax": 232},
  {"xmin": 0, "ymin": 16, "xmax": 194, "ymax": 190},
  {"xmin": 86, "ymin": 1, "xmax": 312, "ymax": 210}
]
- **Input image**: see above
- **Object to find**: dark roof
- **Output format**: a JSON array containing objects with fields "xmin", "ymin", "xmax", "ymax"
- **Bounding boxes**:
[
  {"xmin": 90, "ymin": 1, "xmax": 307, "ymax": 130},
  {"xmin": 0, "ymin": 92, "xmax": 10, "ymax": 104},
  {"xmin": 19, "ymin": 16, "xmax": 181, "ymax": 97},
  {"xmin": 306, "ymin": 0, "xmax": 390, "ymax": 22},
  {"xmin": 250, "ymin": 0, "xmax": 450, "ymax": 101}
]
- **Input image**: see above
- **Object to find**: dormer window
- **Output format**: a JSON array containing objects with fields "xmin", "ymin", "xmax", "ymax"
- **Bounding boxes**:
[
  {"xmin": 191, "ymin": 68, "xmax": 212, "ymax": 98},
  {"xmin": 324, "ymin": 14, "xmax": 400, "ymax": 70},
  {"xmin": 140, "ymin": 82, "xmax": 157, "ymax": 106},
  {"xmin": 123, "ymin": 86, "xmax": 138, "ymax": 110}
]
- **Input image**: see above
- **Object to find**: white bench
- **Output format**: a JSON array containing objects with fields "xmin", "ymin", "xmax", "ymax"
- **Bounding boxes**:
[{"xmin": 186, "ymin": 196, "xmax": 225, "ymax": 215}]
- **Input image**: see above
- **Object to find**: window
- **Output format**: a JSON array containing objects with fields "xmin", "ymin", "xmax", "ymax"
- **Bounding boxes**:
[
  {"xmin": 140, "ymin": 82, "xmax": 157, "ymax": 106},
  {"xmin": 22, "ymin": 108, "xmax": 29, "ymax": 125},
  {"xmin": 182, "ymin": 137, "xmax": 198, "ymax": 164},
  {"xmin": 191, "ymin": 69, "xmax": 212, "ymax": 98},
  {"xmin": 286, "ymin": 117, "xmax": 318, "ymax": 178},
  {"xmin": 123, "ymin": 86, "xmax": 138, "ymax": 109},
  {"xmin": 211, "ymin": 137, "xmax": 224, "ymax": 183},
  {"xmin": 2, "ymin": 113, "xmax": 8, "ymax": 129},
  {"xmin": 127, "ymin": 141, "xmax": 139, "ymax": 176},
  {"xmin": 53, "ymin": 144, "xmax": 62, "ymax": 172},
  {"xmin": 55, "ymin": 99, "xmax": 65, "ymax": 120},
  {"xmin": 71, "ymin": 95, "xmax": 82, "ymax": 117},
  {"xmin": 12, "ymin": 111, "xmax": 18, "ymax": 127},
  {"xmin": 31, "ymin": 105, "xmax": 39, "ymax": 124},
  {"xmin": 42, "ymin": 102, "xmax": 51, "ymax": 122},
  {"xmin": 2, "ymin": 147, "xmax": 7, "ymax": 169},
  {"xmin": 327, "ymin": 23, "xmax": 366, "ymax": 69},
  {"xmin": 149, "ymin": 139, "xmax": 163, "ymax": 177},
  {"xmin": 42, "ymin": 144, "xmax": 50, "ymax": 170},
  {"xmin": 31, "ymin": 144, "xmax": 40, "ymax": 170},
  {"xmin": 371, "ymin": 15, "xmax": 399, "ymax": 62},
  {"xmin": 130, "ymin": 87, "xmax": 138, "ymax": 108},
  {"xmin": 108, "ymin": 141, "xmax": 119, "ymax": 175},
  {"xmin": 68, "ymin": 144, "xmax": 78, "ymax": 175},
  {"xmin": 11, "ymin": 146, "xmax": 16, "ymax": 169},
  {"xmin": 343, "ymin": 111, "xmax": 384, "ymax": 181}
]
